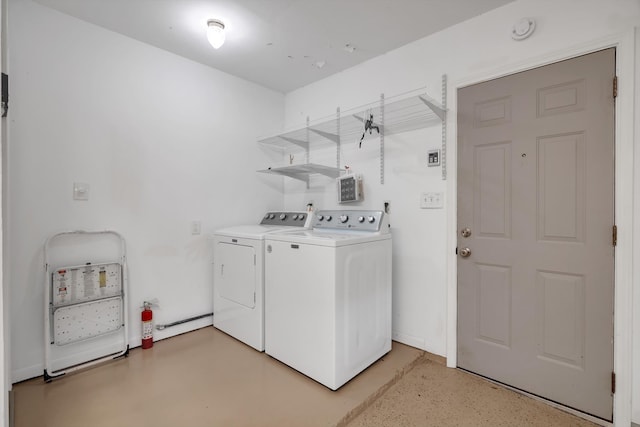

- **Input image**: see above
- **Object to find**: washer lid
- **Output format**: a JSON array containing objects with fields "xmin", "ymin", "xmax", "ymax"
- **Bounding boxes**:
[
  {"xmin": 265, "ymin": 229, "xmax": 391, "ymax": 247},
  {"xmin": 214, "ymin": 224, "xmax": 291, "ymax": 239}
]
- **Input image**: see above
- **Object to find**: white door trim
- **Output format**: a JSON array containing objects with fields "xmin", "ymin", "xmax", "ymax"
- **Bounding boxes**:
[{"xmin": 446, "ymin": 29, "xmax": 636, "ymax": 426}]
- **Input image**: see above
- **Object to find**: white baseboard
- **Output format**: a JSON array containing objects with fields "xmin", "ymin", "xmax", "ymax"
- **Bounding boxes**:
[
  {"xmin": 152, "ymin": 316, "xmax": 213, "ymax": 343},
  {"xmin": 392, "ymin": 331, "xmax": 426, "ymax": 350},
  {"xmin": 12, "ymin": 317, "xmax": 213, "ymax": 384},
  {"xmin": 12, "ymin": 365, "xmax": 42, "ymax": 384}
]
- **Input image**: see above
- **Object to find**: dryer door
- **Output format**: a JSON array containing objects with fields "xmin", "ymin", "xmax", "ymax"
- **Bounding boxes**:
[{"xmin": 216, "ymin": 242, "xmax": 256, "ymax": 309}]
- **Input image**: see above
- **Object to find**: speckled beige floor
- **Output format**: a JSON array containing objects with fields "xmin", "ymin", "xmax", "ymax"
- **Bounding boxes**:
[
  {"xmin": 345, "ymin": 356, "xmax": 599, "ymax": 427},
  {"xmin": 12, "ymin": 327, "xmax": 422, "ymax": 427},
  {"xmin": 12, "ymin": 327, "xmax": 599, "ymax": 427}
]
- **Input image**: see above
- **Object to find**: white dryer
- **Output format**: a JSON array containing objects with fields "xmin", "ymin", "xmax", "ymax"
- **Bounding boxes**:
[
  {"xmin": 213, "ymin": 211, "xmax": 312, "ymax": 351},
  {"xmin": 264, "ymin": 210, "xmax": 392, "ymax": 390}
]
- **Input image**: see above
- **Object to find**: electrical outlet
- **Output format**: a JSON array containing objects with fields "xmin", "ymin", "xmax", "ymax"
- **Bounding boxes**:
[
  {"xmin": 191, "ymin": 221, "xmax": 201, "ymax": 235},
  {"xmin": 73, "ymin": 182, "xmax": 90, "ymax": 201},
  {"xmin": 420, "ymin": 192, "xmax": 444, "ymax": 209}
]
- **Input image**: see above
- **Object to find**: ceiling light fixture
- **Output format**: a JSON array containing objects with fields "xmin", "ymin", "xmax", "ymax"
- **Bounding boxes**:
[{"xmin": 206, "ymin": 19, "xmax": 226, "ymax": 49}]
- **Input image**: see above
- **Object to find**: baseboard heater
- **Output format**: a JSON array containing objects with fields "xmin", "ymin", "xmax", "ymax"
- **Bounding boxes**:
[{"xmin": 156, "ymin": 313, "xmax": 213, "ymax": 330}]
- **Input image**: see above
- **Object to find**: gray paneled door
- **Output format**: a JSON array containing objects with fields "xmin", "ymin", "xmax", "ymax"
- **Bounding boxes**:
[{"xmin": 457, "ymin": 49, "xmax": 615, "ymax": 420}]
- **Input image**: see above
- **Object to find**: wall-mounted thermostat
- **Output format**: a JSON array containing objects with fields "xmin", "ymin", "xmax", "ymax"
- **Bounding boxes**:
[
  {"xmin": 428, "ymin": 149, "xmax": 440, "ymax": 167},
  {"xmin": 337, "ymin": 174, "xmax": 363, "ymax": 203}
]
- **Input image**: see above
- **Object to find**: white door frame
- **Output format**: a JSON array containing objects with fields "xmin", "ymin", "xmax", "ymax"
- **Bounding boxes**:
[
  {"xmin": 446, "ymin": 30, "xmax": 636, "ymax": 426},
  {"xmin": 0, "ymin": 0, "xmax": 6, "ymax": 425}
]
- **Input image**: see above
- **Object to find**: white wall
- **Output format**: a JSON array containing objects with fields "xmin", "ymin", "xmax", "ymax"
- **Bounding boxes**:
[
  {"xmin": 282, "ymin": 0, "xmax": 640, "ymax": 422},
  {"xmin": 6, "ymin": 0, "xmax": 640, "ymax": 423},
  {"xmin": 7, "ymin": 0, "xmax": 285, "ymax": 382}
]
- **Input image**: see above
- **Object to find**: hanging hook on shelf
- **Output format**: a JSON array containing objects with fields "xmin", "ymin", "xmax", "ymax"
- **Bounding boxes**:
[{"xmin": 359, "ymin": 110, "xmax": 380, "ymax": 148}]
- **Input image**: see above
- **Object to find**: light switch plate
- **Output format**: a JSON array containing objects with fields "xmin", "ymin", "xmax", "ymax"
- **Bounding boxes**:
[
  {"xmin": 420, "ymin": 192, "xmax": 444, "ymax": 209},
  {"xmin": 428, "ymin": 149, "xmax": 440, "ymax": 167}
]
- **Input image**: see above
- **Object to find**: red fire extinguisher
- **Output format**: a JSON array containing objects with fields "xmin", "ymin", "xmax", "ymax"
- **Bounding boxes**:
[{"xmin": 141, "ymin": 302, "xmax": 153, "ymax": 349}]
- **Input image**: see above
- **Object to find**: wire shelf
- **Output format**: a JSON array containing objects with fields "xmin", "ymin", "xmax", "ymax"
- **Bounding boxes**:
[
  {"xmin": 258, "ymin": 163, "xmax": 344, "ymax": 182},
  {"xmin": 258, "ymin": 78, "xmax": 447, "ymax": 183}
]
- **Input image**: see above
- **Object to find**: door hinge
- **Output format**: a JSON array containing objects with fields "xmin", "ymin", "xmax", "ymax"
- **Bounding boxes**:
[
  {"xmin": 455, "ymin": 247, "xmax": 458, "ymax": 255},
  {"xmin": 612, "ymin": 371, "xmax": 616, "ymax": 394},
  {"xmin": 1, "ymin": 73, "xmax": 7, "ymax": 118},
  {"xmin": 612, "ymin": 225, "xmax": 617, "ymax": 246},
  {"xmin": 613, "ymin": 76, "xmax": 618, "ymax": 99}
]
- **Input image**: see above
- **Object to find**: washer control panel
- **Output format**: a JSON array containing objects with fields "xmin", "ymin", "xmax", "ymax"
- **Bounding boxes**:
[
  {"xmin": 313, "ymin": 210, "xmax": 388, "ymax": 232},
  {"xmin": 260, "ymin": 211, "xmax": 311, "ymax": 227}
]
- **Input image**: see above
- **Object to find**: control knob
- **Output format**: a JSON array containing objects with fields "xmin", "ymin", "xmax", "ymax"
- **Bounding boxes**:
[
  {"xmin": 299, "ymin": 214, "xmax": 305, "ymax": 221},
  {"xmin": 317, "ymin": 215, "xmax": 324, "ymax": 221},
  {"xmin": 292, "ymin": 214, "xmax": 298, "ymax": 220},
  {"xmin": 339, "ymin": 215, "xmax": 349, "ymax": 223},
  {"xmin": 326, "ymin": 215, "xmax": 332, "ymax": 221},
  {"xmin": 269, "ymin": 214, "xmax": 276, "ymax": 219},
  {"xmin": 358, "ymin": 216, "xmax": 365, "ymax": 223},
  {"xmin": 279, "ymin": 214, "xmax": 287, "ymax": 220},
  {"xmin": 264, "ymin": 213, "xmax": 270, "ymax": 220},
  {"xmin": 367, "ymin": 216, "xmax": 375, "ymax": 223}
]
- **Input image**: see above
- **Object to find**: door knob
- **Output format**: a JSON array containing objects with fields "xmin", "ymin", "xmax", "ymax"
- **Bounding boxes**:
[
  {"xmin": 460, "ymin": 227, "xmax": 472, "ymax": 238},
  {"xmin": 459, "ymin": 247, "xmax": 471, "ymax": 258}
]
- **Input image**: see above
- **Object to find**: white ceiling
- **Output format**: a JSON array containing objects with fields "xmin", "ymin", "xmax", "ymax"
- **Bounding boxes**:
[{"xmin": 33, "ymin": 0, "xmax": 515, "ymax": 93}]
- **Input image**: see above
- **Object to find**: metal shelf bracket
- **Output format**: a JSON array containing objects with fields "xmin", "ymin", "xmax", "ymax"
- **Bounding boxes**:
[
  {"xmin": 277, "ymin": 136, "xmax": 308, "ymax": 149},
  {"xmin": 380, "ymin": 93, "xmax": 385, "ymax": 185},
  {"xmin": 418, "ymin": 95, "xmax": 446, "ymax": 121},
  {"xmin": 308, "ymin": 128, "xmax": 339, "ymax": 144},
  {"xmin": 440, "ymin": 75, "xmax": 448, "ymax": 180}
]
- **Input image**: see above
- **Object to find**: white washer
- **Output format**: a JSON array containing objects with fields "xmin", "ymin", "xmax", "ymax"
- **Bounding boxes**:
[
  {"xmin": 213, "ymin": 211, "xmax": 312, "ymax": 351},
  {"xmin": 264, "ymin": 210, "xmax": 392, "ymax": 390}
]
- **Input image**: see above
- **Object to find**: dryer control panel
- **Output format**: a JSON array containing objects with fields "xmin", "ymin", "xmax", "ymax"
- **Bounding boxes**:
[
  {"xmin": 260, "ymin": 211, "xmax": 312, "ymax": 227},
  {"xmin": 312, "ymin": 210, "xmax": 389, "ymax": 233}
]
